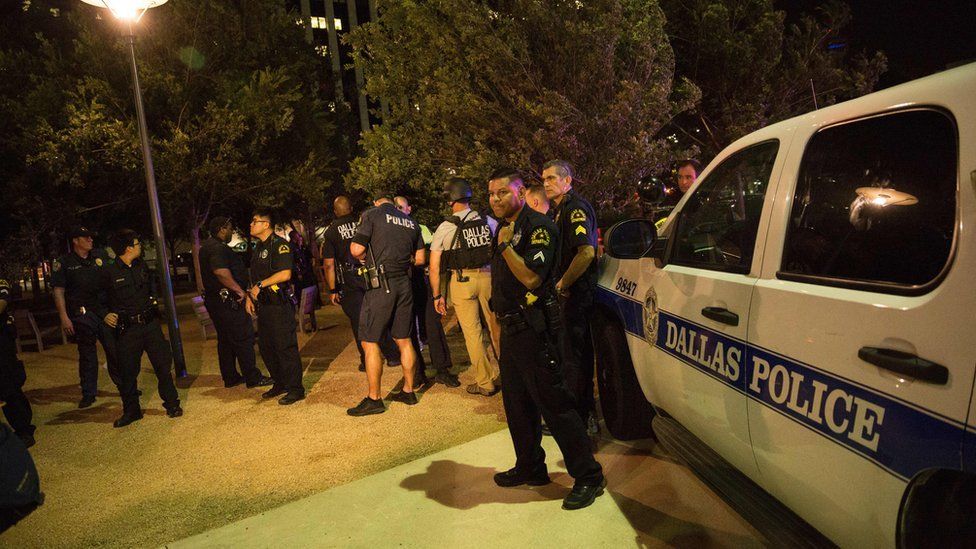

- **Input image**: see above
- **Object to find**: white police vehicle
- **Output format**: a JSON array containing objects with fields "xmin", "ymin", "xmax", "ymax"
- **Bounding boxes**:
[{"xmin": 593, "ymin": 63, "xmax": 976, "ymax": 547}]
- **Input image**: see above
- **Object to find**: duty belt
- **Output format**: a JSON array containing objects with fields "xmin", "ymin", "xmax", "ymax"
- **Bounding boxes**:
[{"xmin": 128, "ymin": 308, "xmax": 158, "ymax": 324}]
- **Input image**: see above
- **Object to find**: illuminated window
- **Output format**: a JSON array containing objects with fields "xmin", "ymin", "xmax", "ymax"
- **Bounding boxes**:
[
  {"xmin": 315, "ymin": 45, "xmax": 328, "ymax": 57},
  {"xmin": 309, "ymin": 17, "xmax": 342, "ymax": 30}
]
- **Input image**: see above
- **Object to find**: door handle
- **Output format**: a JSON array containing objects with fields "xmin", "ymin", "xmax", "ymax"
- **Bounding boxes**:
[
  {"xmin": 858, "ymin": 347, "xmax": 949, "ymax": 385},
  {"xmin": 701, "ymin": 307, "xmax": 738, "ymax": 326}
]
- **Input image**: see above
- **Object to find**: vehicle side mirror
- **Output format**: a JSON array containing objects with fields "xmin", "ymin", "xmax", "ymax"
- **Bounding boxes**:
[{"xmin": 605, "ymin": 219, "xmax": 658, "ymax": 260}]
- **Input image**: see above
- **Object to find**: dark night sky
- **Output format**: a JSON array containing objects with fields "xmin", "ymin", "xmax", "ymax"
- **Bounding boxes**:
[{"xmin": 778, "ymin": 0, "xmax": 976, "ymax": 88}]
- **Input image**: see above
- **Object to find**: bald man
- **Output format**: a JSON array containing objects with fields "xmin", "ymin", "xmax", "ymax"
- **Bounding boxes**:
[
  {"xmin": 322, "ymin": 196, "xmax": 400, "ymax": 371},
  {"xmin": 526, "ymin": 185, "xmax": 550, "ymax": 215}
]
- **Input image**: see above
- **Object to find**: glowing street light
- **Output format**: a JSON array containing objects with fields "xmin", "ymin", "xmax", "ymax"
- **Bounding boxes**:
[{"xmin": 79, "ymin": 0, "xmax": 187, "ymax": 377}]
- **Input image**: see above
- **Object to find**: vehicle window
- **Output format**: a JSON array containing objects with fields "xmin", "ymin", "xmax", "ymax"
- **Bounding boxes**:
[
  {"xmin": 780, "ymin": 109, "xmax": 956, "ymax": 291},
  {"xmin": 606, "ymin": 220, "xmax": 656, "ymax": 259},
  {"xmin": 670, "ymin": 141, "xmax": 779, "ymax": 274}
]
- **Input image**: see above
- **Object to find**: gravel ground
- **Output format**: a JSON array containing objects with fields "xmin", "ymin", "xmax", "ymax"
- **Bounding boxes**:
[{"xmin": 2, "ymin": 295, "xmax": 506, "ymax": 548}]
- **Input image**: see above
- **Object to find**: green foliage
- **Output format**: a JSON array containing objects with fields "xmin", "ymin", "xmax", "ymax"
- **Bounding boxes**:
[
  {"xmin": 0, "ymin": 0, "xmax": 342, "ymax": 278},
  {"xmin": 661, "ymin": 0, "xmax": 887, "ymax": 158},
  {"xmin": 346, "ymin": 0, "xmax": 699, "ymax": 220}
]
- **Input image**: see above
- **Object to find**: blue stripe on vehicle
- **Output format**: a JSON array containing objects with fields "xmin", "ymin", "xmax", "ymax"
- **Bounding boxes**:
[
  {"xmin": 595, "ymin": 283, "xmax": 969, "ymax": 483},
  {"xmin": 595, "ymin": 285, "xmax": 644, "ymax": 337}
]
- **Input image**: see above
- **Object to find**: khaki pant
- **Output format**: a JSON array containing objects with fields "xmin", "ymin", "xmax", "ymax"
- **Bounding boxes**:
[{"xmin": 448, "ymin": 270, "xmax": 500, "ymax": 390}]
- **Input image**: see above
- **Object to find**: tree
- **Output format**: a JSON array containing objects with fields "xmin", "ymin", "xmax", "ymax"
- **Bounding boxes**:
[
  {"xmin": 3, "ymin": 0, "xmax": 344, "ymax": 292},
  {"xmin": 346, "ymin": 0, "xmax": 699, "ymax": 220},
  {"xmin": 660, "ymin": 0, "xmax": 887, "ymax": 159}
]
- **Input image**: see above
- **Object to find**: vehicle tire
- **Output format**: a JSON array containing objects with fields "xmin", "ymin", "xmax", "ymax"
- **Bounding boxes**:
[
  {"xmin": 592, "ymin": 308, "xmax": 655, "ymax": 440},
  {"xmin": 898, "ymin": 468, "xmax": 976, "ymax": 548}
]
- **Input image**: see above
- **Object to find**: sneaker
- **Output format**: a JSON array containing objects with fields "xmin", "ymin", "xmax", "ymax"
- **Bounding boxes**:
[
  {"xmin": 245, "ymin": 376, "xmax": 274, "ymax": 388},
  {"xmin": 113, "ymin": 411, "xmax": 144, "ymax": 428},
  {"xmin": 347, "ymin": 397, "xmax": 385, "ymax": 416},
  {"xmin": 434, "ymin": 373, "xmax": 461, "ymax": 388},
  {"xmin": 493, "ymin": 466, "xmax": 551, "ymax": 487},
  {"xmin": 166, "ymin": 406, "xmax": 184, "ymax": 418},
  {"xmin": 78, "ymin": 396, "xmax": 96, "ymax": 409},
  {"xmin": 279, "ymin": 393, "xmax": 305, "ymax": 405},
  {"xmin": 261, "ymin": 386, "xmax": 287, "ymax": 399},
  {"xmin": 358, "ymin": 363, "xmax": 366, "ymax": 372},
  {"xmin": 562, "ymin": 479, "xmax": 606, "ymax": 510},
  {"xmin": 392, "ymin": 391, "xmax": 419, "ymax": 405},
  {"xmin": 466, "ymin": 383, "xmax": 498, "ymax": 397}
]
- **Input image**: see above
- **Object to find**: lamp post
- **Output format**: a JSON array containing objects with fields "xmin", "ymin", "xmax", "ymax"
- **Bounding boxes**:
[{"xmin": 80, "ymin": 0, "xmax": 187, "ymax": 377}]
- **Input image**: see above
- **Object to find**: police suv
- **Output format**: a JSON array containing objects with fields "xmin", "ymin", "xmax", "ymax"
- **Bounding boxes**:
[{"xmin": 593, "ymin": 63, "xmax": 975, "ymax": 547}]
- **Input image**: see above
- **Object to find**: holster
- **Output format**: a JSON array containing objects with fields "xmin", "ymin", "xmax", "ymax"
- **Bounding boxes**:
[
  {"xmin": 218, "ymin": 288, "xmax": 241, "ymax": 311},
  {"xmin": 518, "ymin": 304, "xmax": 561, "ymax": 372}
]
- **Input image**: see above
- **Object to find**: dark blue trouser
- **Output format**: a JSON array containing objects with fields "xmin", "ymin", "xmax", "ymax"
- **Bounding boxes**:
[
  {"xmin": 256, "ymin": 301, "xmax": 304, "ymax": 396},
  {"xmin": 0, "ymin": 326, "xmax": 34, "ymax": 438},
  {"xmin": 74, "ymin": 312, "xmax": 121, "ymax": 398},
  {"xmin": 117, "ymin": 319, "xmax": 179, "ymax": 416},
  {"xmin": 205, "ymin": 296, "xmax": 264, "ymax": 386}
]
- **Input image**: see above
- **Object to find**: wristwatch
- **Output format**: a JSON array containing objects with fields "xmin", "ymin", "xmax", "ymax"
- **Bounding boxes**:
[
  {"xmin": 497, "ymin": 241, "xmax": 510, "ymax": 254},
  {"xmin": 256, "ymin": 281, "xmax": 263, "ymax": 290},
  {"xmin": 432, "ymin": 294, "xmax": 442, "ymax": 301},
  {"xmin": 329, "ymin": 288, "xmax": 339, "ymax": 295}
]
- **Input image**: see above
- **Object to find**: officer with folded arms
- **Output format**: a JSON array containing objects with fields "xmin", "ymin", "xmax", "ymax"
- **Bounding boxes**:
[
  {"xmin": 487, "ymin": 168, "xmax": 604, "ymax": 510},
  {"xmin": 199, "ymin": 216, "xmax": 273, "ymax": 389},
  {"xmin": 346, "ymin": 194, "xmax": 426, "ymax": 416},
  {"xmin": 322, "ymin": 196, "xmax": 401, "ymax": 372},
  {"xmin": 245, "ymin": 208, "xmax": 305, "ymax": 405},
  {"xmin": 101, "ymin": 230, "xmax": 182, "ymax": 428},
  {"xmin": 52, "ymin": 225, "xmax": 121, "ymax": 408}
]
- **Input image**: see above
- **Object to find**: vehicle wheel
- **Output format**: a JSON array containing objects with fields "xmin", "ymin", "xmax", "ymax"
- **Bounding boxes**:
[
  {"xmin": 592, "ymin": 308, "xmax": 655, "ymax": 440},
  {"xmin": 898, "ymin": 468, "xmax": 976, "ymax": 548}
]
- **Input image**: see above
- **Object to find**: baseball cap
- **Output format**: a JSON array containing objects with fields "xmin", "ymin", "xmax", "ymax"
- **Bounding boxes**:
[{"xmin": 68, "ymin": 225, "xmax": 95, "ymax": 239}]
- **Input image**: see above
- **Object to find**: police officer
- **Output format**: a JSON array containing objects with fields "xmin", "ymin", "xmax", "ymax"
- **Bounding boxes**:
[
  {"xmin": 52, "ymin": 225, "xmax": 120, "ymax": 408},
  {"xmin": 394, "ymin": 195, "xmax": 456, "ymax": 388},
  {"xmin": 542, "ymin": 159, "xmax": 600, "ymax": 435},
  {"xmin": 199, "ymin": 217, "xmax": 273, "ymax": 389},
  {"xmin": 101, "ymin": 230, "xmax": 182, "ymax": 428},
  {"xmin": 245, "ymin": 208, "xmax": 305, "ymax": 405},
  {"xmin": 346, "ymin": 195, "xmax": 425, "ymax": 416},
  {"xmin": 322, "ymin": 196, "xmax": 401, "ymax": 372},
  {"xmin": 487, "ymin": 168, "xmax": 604, "ymax": 510},
  {"xmin": 430, "ymin": 178, "xmax": 500, "ymax": 394},
  {"xmin": 0, "ymin": 279, "xmax": 36, "ymax": 448}
]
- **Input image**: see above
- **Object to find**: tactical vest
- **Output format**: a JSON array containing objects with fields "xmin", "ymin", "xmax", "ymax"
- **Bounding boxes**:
[{"xmin": 441, "ymin": 213, "xmax": 493, "ymax": 271}]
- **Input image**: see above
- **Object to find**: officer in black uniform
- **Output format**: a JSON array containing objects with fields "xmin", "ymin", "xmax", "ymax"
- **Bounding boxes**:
[
  {"xmin": 245, "ymin": 208, "xmax": 305, "ymax": 405},
  {"xmin": 346, "ymin": 195, "xmax": 426, "ymax": 416},
  {"xmin": 322, "ymin": 196, "xmax": 401, "ymax": 372},
  {"xmin": 100, "ymin": 230, "xmax": 182, "ymax": 428},
  {"xmin": 487, "ymin": 168, "xmax": 604, "ymax": 510},
  {"xmin": 51, "ymin": 225, "xmax": 121, "ymax": 408},
  {"xmin": 542, "ymin": 159, "xmax": 600, "ymax": 435},
  {"xmin": 0, "ymin": 279, "xmax": 35, "ymax": 448},
  {"xmin": 199, "ymin": 217, "xmax": 273, "ymax": 389}
]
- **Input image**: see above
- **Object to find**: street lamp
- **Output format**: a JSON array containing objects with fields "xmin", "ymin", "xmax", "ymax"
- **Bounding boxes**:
[{"xmin": 80, "ymin": 0, "xmax": 187, "ymax": 377}]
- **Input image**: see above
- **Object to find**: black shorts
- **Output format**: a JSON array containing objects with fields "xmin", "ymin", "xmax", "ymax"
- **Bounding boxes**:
[{"xmin": 359, "ymin": 275, "xmax": 414, "ymax": 342}]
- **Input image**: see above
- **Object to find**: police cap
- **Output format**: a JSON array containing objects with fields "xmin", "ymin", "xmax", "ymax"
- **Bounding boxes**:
[{"xmin": 67, "ymin": 225, "xmax": 95, "ymax": 239}]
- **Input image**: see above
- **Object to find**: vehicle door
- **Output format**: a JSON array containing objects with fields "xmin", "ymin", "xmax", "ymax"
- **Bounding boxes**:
[
  {"xmin": 647, "ymin": 138, "xmax": 787, "ymax": 478},
  {"xmin": 747, "ymin": 107, "xmax": 975, "ymax": 547}
]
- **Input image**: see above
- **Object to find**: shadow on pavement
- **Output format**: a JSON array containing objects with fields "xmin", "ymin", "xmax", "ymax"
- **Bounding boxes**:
[
  {"xmin": 47, "ymin": 403, "xmax": 166, "ymax": 425},
  {"xmin": 25, "ymin": 384, "xmax": 118, "ymax": 406},
  {"xmin": 399, "ymin": 459, "xmax": 567, "ymax": 509}
]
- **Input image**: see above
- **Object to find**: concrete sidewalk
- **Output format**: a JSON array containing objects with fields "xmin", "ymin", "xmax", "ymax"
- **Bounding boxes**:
[{"xmin": 168, "ymin": 430, "xmax": 764, "ymax": 548}]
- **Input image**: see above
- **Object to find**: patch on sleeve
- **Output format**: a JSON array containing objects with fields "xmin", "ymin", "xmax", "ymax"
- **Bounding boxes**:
[
  {"xmin": 278, "ymin": 244, "xmax": 290, "ymax": 255},
  {"xmin": 53, "ymin": 260, "xmax": 61, "ymax": 272},
  {"xmin": 575, "ymin": 225, "xmax": 587, "ymax": 236},
  {"xmin": 95, "ymin": 258, "xmax": 103, "ymax": 267},
  {"xmin": 569, "ymin": 208, "xmax": 587, "ymax": 224},
  {"xmin": 529, "ymin": 227, "xmax": 551, "ymax": 246}
]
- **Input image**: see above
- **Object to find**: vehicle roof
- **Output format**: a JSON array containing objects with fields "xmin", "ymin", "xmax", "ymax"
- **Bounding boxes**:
[{"xmin": 724, "ymin": 61, "xmax": 976, "ymax": 149}]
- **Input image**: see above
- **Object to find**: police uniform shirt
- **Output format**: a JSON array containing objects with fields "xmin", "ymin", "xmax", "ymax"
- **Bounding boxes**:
[
  {"xmin": 430, "ymin": 208, "xmax": 499, "ymax": 253},
  {"xmin": 551, "ymin": 189, "xmax": 598, "ymax": 292},
  {"xmin": 250, "ymin": 234, "xmax": 294, "ymax": 285},
  {"xmin": 100, "ymin": 259, "xmax": 155, "ymax": 317},
  {"xmin": 490, "ymin": 206, "xmax": 559, "ymax": 315},
  {"xmin": 199, "ymin": 237, "xmax": 247, "ymax": 295},
  {"xmin": 51, "ymin": 250, "xmax": 110, "ymax": 313},
  {"xmin": 321, "ymin": 214, "xmax": 360, "ymax": 268},
  {"xmin": 351, "ymin": 203, "xmax": 423, "ymax": 274}
]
